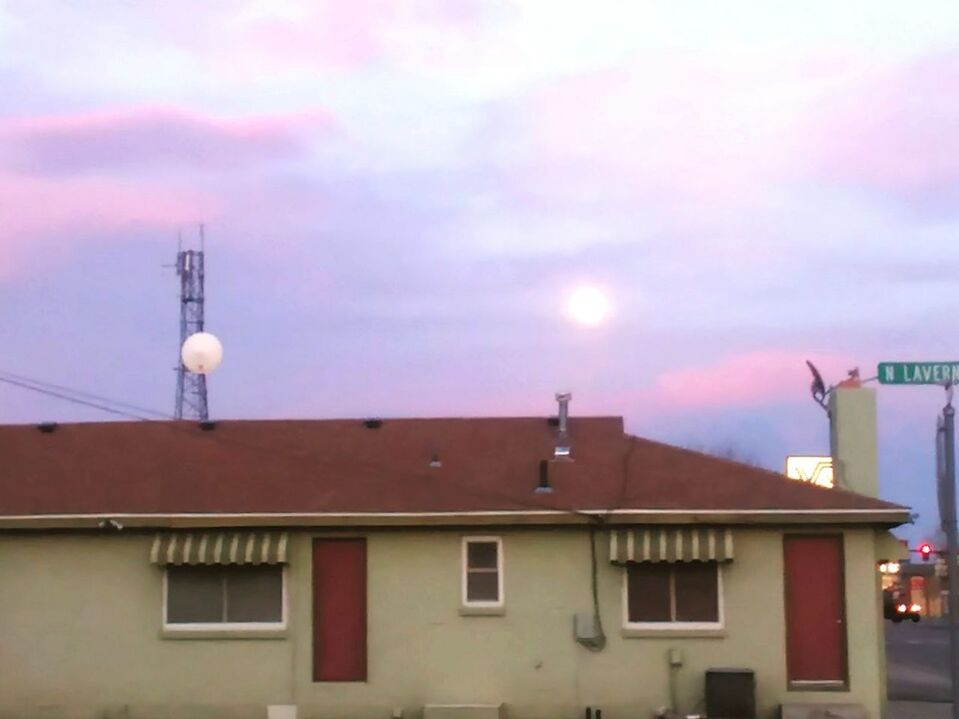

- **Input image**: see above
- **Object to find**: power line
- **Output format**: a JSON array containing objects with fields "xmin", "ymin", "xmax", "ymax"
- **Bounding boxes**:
[
  {"xmin": 0, "ymin": 370, "xmax": 172, "ymax": 419},
  {"xmin": 0, "ymin": 375, "xmax": 155, "ymax": 421}
]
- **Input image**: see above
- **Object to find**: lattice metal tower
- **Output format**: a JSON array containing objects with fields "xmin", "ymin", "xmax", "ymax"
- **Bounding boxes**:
[{"xmin": 174, "ymin": 232, "xmax": 209, "ymax": 421}]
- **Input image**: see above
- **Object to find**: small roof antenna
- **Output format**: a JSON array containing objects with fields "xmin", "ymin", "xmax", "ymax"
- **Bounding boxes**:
[{"xmin": 806, "ymin": 360, "xmax": 831, "ymax": 416}]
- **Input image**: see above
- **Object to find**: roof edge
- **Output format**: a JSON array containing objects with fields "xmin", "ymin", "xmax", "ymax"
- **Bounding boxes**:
[
  {"xmin": 0, "ymin": 508, "xmax": 912, "ymax": 530},
  {"xmin": 626, "ymin": 435, "xmax": 907, "ymax": 511},
  {"xmin": 0, "ymin": 415, "xmax": 626, "ymax": 430}
]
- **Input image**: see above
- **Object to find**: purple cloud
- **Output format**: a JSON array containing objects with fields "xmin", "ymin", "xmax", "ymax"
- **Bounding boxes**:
[
  {"xmin": 0, "ymin": 172, "xmax": 219, "ymax": 278},
  {"xmin": 0, "ymin": 107, "xmax": 333, "ymax": 175}
]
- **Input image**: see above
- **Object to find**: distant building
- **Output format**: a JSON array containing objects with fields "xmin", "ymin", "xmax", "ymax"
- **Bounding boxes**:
[{"xmin": 887, "ymin": 561, "xmax": 945, "ymax": 618}]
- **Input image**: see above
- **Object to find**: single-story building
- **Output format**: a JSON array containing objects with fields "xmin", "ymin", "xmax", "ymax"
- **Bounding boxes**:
[{"xmin": 0, "ymin": 398, "xmax": 908, "ymax": 719}]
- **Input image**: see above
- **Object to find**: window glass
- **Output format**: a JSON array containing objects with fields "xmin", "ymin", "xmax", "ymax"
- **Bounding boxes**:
[
  {"xmin": 167, "ymin": 566, "xmax": 223, "ymax": 623},
  {"xmin": 464, "ymin": 539, "xmax": 501, "ymax": 604},
  {"xmin": 627, "ymin": 563, "xmax": 671, "ymax": 622},
  {"xmin": 166, "ymin": 565, "xmax": 284, "ymax": 625},
  {"xmin": 674, "ymin": 563, "xmax": 719, "ymax": 622},
  {"xmin": 467, "ymin": 542, "xmax": 498, "ymax": 569},
  {"xmin": 626, "ymin": 562, "xmax": 720, "ymax": 624},
  {"xmin": 466, "ymin": 571, "xmax": 499, "ymax": 601},
  {"xmin": 227, "ymin": 565, "xmax": 284, "ymax": 623}
]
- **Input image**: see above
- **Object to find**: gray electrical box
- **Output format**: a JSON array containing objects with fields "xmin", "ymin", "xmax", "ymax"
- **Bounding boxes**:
[{"xmin": 573, "ymin": 612, "xmax": 600, "ymax": 644}]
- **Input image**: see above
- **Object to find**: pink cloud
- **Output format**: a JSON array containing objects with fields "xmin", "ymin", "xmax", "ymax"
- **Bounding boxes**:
[
  {"xmin": 224, "ymin": 0, "xmax": 495, "ymax": 71},
  {"xmin": 0, "ymin": 172, "xmax": 219, "ymax": 278},
  {"xmin": 0, "ymin": 106, "xmax": 334, "ymax": 175},
  {"xmin": 647, "ymin": 350, "xmax": 856, "ymax": 410},
  {"xmin": 238, "ymin": 9, "xmax": 381, "ymax": 69},
  {"xmin": 0, "ymin": 105, "xmax": 337, "ymax": 281},
  {"xmin": 809, "ymin": 53, "xmax": 959, "ymax": 201}
]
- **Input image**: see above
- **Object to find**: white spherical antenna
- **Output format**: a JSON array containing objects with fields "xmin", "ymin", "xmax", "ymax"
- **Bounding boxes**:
[{"xmin": 181, "ymin": 332, "xmax": 223, "ymax": 374}]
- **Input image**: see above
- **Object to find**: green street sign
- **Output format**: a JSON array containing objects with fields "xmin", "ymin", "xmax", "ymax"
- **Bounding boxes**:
[{"xmin": 878, "ymin": 362, "xmax": 959, "ymax": 385}]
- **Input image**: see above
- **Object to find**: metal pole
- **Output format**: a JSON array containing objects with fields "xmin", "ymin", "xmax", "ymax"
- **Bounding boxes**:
[{"xmin": 942, "ymin": 388, "xmax": 959, "ymax": 719}]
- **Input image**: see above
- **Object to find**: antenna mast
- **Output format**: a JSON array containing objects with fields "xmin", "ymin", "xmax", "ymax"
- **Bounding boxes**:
[{"xmin": 174, "ymin": 226, "xmax": 209, "ymax": 421}]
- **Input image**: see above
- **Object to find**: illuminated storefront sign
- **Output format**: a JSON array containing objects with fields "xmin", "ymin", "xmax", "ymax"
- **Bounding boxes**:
[{"xmin": 785, "ymin": 456, "xmax": 835, "ymax": 489}]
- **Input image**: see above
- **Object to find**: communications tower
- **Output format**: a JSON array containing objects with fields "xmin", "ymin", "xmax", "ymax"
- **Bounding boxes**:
[{"xmin": 174, "ymin": 230, "xmax": 209, "ymax": 420}]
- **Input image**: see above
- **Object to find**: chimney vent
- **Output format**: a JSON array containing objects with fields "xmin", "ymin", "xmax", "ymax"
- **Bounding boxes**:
[
  {"xmin": 37, "ymin": 422, "xmax": 58, "ymax": 434},
  {"xmin": 554, "ymin": 392, "xmax": 572, "ymax": 459},
  {"xmin": 535, "ymin": 459, "xmax": 553, "ymax": 493}
]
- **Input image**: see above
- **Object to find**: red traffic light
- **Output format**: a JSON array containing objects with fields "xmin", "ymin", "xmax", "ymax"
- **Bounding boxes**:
[{"xmin": 919, "ymin": 543, "xmax": 934, "ymax": 561}]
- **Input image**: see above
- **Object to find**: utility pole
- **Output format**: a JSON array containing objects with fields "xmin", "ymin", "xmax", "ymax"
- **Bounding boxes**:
[
  {"xmin": 174, "ymin": 227, "xmax": 209, "ymax": 421},
  {"xmin": 941, "ymin": 384, "xmax": 959, "ymax": 719}
]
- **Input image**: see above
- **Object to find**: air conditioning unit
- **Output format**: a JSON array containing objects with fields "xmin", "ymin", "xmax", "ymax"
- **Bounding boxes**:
[
  {"xmin": 780, "ymin": 704, "xmax": 866, "ymax": 719},
  {"xmin": 705, "ymin": 668, "xmax": 755, "ymax": 719}
]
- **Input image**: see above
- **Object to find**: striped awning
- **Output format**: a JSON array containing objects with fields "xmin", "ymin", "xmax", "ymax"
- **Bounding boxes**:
[
  {"xmin": 609, "ymin": 527, "xmax": 734, "ymax": 564},
  {"xmin": 150, "ymin": 532, "xmax": 289, "ymax": 566}
]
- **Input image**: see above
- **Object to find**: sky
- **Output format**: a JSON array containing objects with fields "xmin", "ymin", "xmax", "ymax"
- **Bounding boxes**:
[{"xmin": 1, "ymin": 1, "xmax": 958, "ymax": 542}]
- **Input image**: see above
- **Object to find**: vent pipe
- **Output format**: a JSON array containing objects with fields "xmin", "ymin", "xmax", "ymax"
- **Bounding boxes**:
[
  {"xmin": 535, "ymin": 459, "xmax": 553, "ymax": 493},
  {"xmin": 555, "ymin": 392, "xmax": 572, "ymax": 459}
]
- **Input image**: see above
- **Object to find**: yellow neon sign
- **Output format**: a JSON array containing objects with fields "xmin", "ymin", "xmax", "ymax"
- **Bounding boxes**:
[{"xmin": 785, "ymin": 456, "xmax": 834, "ymax": 489}]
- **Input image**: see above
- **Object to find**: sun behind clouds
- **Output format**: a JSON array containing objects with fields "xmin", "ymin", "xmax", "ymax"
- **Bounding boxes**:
[{"xmin": 565, "ymin": 285, "xmax": 611, "ymax": 327}]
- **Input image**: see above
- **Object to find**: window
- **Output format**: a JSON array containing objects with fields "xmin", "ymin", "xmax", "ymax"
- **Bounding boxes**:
[
  {"xmin": 462, "ymin": 537, "xmax": 503, "ymax": 607},
  {"xmin": 165, "ymin": 565, "xmax": 286, "ymax": 629},
  {"xmin": 624, "ymin": 562, "xmax": 721, "ymax": 628}
]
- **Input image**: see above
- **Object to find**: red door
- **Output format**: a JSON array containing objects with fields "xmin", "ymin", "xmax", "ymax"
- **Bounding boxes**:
[
  {"xmin": 783, "ymin": 535, "xmax": 847, "ymax": 685},
  {"xmin": 313, "ymin": 538, "xmax": 367, "ymax": 682}
]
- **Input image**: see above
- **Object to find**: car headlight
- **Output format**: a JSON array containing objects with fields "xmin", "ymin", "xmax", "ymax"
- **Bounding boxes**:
[
  {"xmin": 898, "ymin": 604, "xmax": 908, "ymax": 612},
  {"xmin": 911, "ymin": 604, "xmax": 921, "ymax": 612}
]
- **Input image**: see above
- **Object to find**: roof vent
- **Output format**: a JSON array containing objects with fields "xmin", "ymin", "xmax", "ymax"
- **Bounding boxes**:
[
  {"xmin": 198, "ymin": 420, "xmax": 217, "ymax": 431},
  {"xmin": 429, "ymin": 453, "xmax": 442, "ymax": 468},
  {"xmin": 554, "ymin": 392, "xmax": 572, "ymax": 459},
  {"xmin": 37, "ymin": 422, "xmax": 58, "ymax": 434},
  {"xmin": 363, "ymin": 418, "xmax": 383, "ymax": 429},
  {"xmin": 535, "ymin": 459, "xmax": 553, "ymax": 493}
]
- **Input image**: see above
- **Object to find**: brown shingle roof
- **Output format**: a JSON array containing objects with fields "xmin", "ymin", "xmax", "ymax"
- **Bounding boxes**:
[{"xmin": 0, "ymin": 417, "xmax": 908, "ymax": 523}]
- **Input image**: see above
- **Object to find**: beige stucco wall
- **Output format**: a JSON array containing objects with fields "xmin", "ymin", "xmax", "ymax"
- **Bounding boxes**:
[
  {"xmin": 830, "ymin": 387, "xmax": 880, "ymax": 498},
  {"xmin": 0, "ymin": 526, "xmax": 886, "ymax": 719}
]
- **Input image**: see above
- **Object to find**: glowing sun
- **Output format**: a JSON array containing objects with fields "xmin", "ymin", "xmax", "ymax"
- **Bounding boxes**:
[{"xmin": 566, "ymin": 286, "xmax": 611, "ymax": 327}]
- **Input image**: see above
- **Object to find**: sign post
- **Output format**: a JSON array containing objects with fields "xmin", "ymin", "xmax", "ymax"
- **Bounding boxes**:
[
  {"xmin": 942, "ymin": 389, "xmax": 959, "ymax": 719},
  {"xmin": 878, "ymin": 362, "xmax": 959, "ymax": 719},
  {"xmin": 881, "ymin": 362, "xmax": 959, "ymax": 719}
]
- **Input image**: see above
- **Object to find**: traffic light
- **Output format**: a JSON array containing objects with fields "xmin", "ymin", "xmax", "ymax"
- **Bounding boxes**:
[{"xmin": 919, "ymin": 543, "xmax": 934, "ymax": 562}]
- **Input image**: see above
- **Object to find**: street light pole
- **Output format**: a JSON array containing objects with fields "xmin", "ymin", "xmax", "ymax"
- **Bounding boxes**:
[{"xmin": 942, "ymin": 386, "xmax": 959, "ymax": 719}]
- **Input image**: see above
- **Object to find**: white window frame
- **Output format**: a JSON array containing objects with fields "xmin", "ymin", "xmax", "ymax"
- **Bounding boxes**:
[
  {"xmin": 622, "ymin": 562, "xmax": 724, "ymax": 631},
  {"xmin": 461, "ymin": 536, "xmax": 504, "ymax": 608},
  {"xmin": 162, "ymin": 564, "xmax": 289, "ymax": 632}
]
